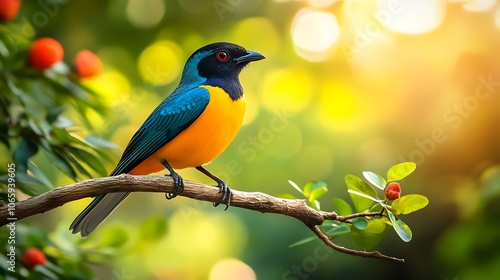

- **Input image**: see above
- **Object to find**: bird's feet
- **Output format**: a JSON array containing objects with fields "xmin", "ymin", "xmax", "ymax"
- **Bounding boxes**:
[
  {"xmin": 161, "ymin": 159, "xmax": 184, "ymax": 199},
  {"xmin": 214, "ymin": 180, "xmax": 232, "ymax": 210},
  {"xmin": 165, "ymin": 171, "xmax": 184, "ymax": 199},
  {"xmin": 195, "ymin": 166, "xmax": 232, "ymax": 210}
]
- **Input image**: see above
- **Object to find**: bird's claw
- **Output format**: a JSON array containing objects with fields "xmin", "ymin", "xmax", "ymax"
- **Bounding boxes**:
[
  {"xmin": 165, "ymin": 172, "xmax": 184, "ymax": 199},
  {"xmin": 213, "ymin": 181, "xmax": 232, "ymax": 210}
]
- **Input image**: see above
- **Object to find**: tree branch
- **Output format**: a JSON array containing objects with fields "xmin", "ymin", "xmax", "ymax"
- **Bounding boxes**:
[{"xmin": 0, "ymin": 174, "xmax": 404, "ymax": 263}]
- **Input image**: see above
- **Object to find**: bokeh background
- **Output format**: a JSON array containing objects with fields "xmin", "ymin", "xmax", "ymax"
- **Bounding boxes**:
[{"xmin": 16, "ymin": 0, "xmax": 500, "ymax": 279}]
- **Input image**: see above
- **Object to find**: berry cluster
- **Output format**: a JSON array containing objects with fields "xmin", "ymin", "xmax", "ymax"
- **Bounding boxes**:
[{"xmin": 1, "ymin": 0, "xmax": 102, "ymax": 78}]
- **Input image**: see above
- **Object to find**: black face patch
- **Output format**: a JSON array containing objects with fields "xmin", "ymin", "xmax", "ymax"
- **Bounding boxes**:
[{"xmin": 195, "ymin": 43, "xmax": 250, "ymax": 100}]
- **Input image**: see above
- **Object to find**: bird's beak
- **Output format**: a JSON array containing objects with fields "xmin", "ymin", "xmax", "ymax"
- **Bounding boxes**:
[{"xmin": 235, "ymin": 50, "xmax": 265, "ymax": 63}]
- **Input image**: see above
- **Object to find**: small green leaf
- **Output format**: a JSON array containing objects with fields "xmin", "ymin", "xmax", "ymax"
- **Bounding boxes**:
[
  {"xmin": 351, "ymin": 218, "xmax": 388, "ymax": 250},
  {"xmin": 98, "ymin": 226, "xmax": 130, "ymax": 248},
  {"xmin": 28, "ymin": 162, "xmax": 54, "ymax": 189},
  {"xmin": 325, "ymin": 223, "xmax": 351, "ymax": 237},
  {"xmin": 69, "ymin": 147, "xmax": 108, "ymax": 176},
  {"xmin": 41, "ymin": 143, "xmax": 77, "ymax": 180},
  {"xmin": 347, "ymin": 190, "xmax": 383, "ymax": 203},
  {"xmin": 305, "ymin": 181, "xmax": 328, "ymax": 202},
  {"xmin": 332, "ymin": 198, "xmax": 353, "ymax": 216},
  {"xmin": 351, "ymin": 217, "xmax": 368, "ymax": 230},
  {"xmin": 345, "ymin": 175, "xmax": 379, "ymax": 212},
  {"xmin": 288, "ymin": 180, "xmax": 304, "ymax": 195},
  {"xmin": 137, "ymin": 216, "xmax": 168, "ymax": 242},
  {"xmin": 13, "ymin": 137, "xmax": 39, "ymax": 173},
  {"xmin": 2, "ymin": 172, "xmax": 50, "ymax": 196},
  {"xmin": 289, "ymin": 236, "xmax": 318, "ymax": 248},
  {"xmin": 388, "ymin": 211, "xmax": 412, "ymax": 242},
  {"xmin": 391, "ymin": 194, "xmax": 429, "ymax": 215},
  {"xmin": 387, "ymin": 162, "xmax": 416, "ymax": 182},
  {"xmin": 363, "ymin": 171, "xmax": 386, "ymax": 190},
  {"xmin": 85, "ymin": 134, "xmax": 120, "ymax": 150}
]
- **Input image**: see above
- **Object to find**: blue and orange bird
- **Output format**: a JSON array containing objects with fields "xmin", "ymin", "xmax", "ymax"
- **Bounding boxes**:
[{"xmin": 70, "ymin": 42, "xmax": 265, "ymax": 237}]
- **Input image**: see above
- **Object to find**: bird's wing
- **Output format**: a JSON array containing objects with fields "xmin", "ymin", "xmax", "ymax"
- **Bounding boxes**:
[{"xmin": 110, "ymin": 86, "xmax": 210, "ymax": 175}]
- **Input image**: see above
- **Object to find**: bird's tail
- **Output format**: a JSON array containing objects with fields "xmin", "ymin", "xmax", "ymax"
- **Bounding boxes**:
[{"xmin": 69, "ymin": 192, "xmax": 130, "ymax": 237}]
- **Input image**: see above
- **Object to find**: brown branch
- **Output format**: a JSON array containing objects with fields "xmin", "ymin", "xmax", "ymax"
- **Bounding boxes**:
[{"xmin": 0, "ymin": 174, "xmax": 404, "ymax": 262}]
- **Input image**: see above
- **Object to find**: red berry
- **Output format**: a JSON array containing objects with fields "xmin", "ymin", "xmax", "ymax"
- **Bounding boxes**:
[
  {"xmin": 28, "ymin": 37, "xmax": 64, "ymax": 70},
  {"xmin": 385, "ymin": 182, "xmax": 401, "ymax": 200},
  {"xmin": 0, "ymin": 0, "xmax": 21, "ymax": 21},
  {"xmin": 21, "ymin": 248, "xmax": 47, "ymax": 270},
  {"xmin": 73, "ymin": 49, "xmax": 102, "ymax": 78}
]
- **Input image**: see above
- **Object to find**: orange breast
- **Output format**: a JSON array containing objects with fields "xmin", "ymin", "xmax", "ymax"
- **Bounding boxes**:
[{"xmin": 129, "ymin": 85, "xmax": 246, "ymax": 175}]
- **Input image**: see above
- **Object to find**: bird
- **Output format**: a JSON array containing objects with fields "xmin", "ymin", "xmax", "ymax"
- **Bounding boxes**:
[{"xmin": 70, "ymin": 42, "xmax": 265, "ymax": 237}]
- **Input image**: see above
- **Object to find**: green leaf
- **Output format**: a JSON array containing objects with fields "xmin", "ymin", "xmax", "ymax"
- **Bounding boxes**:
[
  {"xmin": 288, "ymin": 180, "xmax": 304, "ymax": 195},
  {"xmin": 345, "ymin": 175, "xmax": 379, "ymax": 212},
  {"xmin": 332, "ymin": 198, "xmax": 353, "ymax": 216},
  {"xmin": 13, "ymin": 137, "xmax": 39, "ymax": 173},
  {"xmin": 325, "ymin": 223, "xmax": 351, "ymax": 236},
  {"xmin": 289, "ymin": 236, "xmax": 318, "ymax": 248},
  {"xmin": 28, "ymin": 162, "xmax": 55, "ymax": 189},
  {"xmin": 388, "ymin": 211, "xmax": 412, "ymax": 242},
  {"xmin": 41, "ymin": 142, "xmax": 77, "ymax": 180},
  {"xmin": 351, "ymin": 217, "xmax": 368, "ymax": 230},
  {"xmin": 387, "ymin": 162, "xmax": 416, "ymax": 182},
  {"xmin": 304, "ymin": 181, "xmax": 328, "ymax": 202},
  {"xmin": 98, "ymin": 226, "xmax": 130, "ymax": 248},
  {"xmin": 68, "ymin": 147, "xmax": 108, "ymax": 176},
  {"xmin": 351, "ymin": 218, "xmax": 388, "ymax": 250},
  {"xmin": 363, "ymin": 171, "xmax": 386, "ymax": 190},
  {"xmin": 137, "ymin": 216, "xmax": 168, "ymax": 242},
  {"xmin": 0, "ymin": 172, "xmax": 50, "ymax": 196},
  {"xmin": 391, "ymin": 194, "xmax": 429, "ymax": 215},
  {"xmin": 85, "ymin": 134, "xmax": 119, "ymax": 150}
]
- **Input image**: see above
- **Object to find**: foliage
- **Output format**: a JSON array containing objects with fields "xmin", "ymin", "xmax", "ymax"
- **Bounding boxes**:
[
  {"xmin": 0, "ymin": 7, "xmax": 119, "ymax": 279},
  {"xmin": 0, "ymin": 217, "xmax": 168, "ymax": 279},
  {"xmin": 288, "ymin": 162, "xmax": 429, "ymax": 249},
  {"xmin": 0, "ymin": 19, "xmax": 114, "ymax": 192}
]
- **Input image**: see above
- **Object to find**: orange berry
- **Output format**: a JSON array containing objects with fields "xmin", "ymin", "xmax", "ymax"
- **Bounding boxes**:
[
  {"xmin": 21, "ymin": 248, "xmax": 47, "ymax": 270},
  {"xmin": 0, "ymin": 0, "xmax": 21, "ymax": 21},
  {"xmin": 73, "ymin": 49, "xmax": 102, "ymax": 78},
  {"xmin": 28, "ymin": 37, "xmax": 64, "ymax": 70},
  {"xmin": 385, "ymin": 182, "xmax": 401, "ymax": 200}
]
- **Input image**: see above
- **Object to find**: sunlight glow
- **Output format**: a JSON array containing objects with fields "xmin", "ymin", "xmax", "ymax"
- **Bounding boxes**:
[
  {"xmin": 291, "ymin": 9, "xmax": 339, "ymax": 61},
  {"xmin": 462, "ymin": 0, "xmax": 496, "ymax": 12},
  {"xmin": 496, "ymin": 7, "xmax": 500, "ymax": 29},
  {"xmin": 209, "ymin": 259, "xmax": 256, "ymax": 280},
  {"xmin": 307, "ymin": 0, "xmax": 338, "ymax": 8},
  {"xmin": 377, "ymin": 0, "xmax": 446, "ymax": 34}
]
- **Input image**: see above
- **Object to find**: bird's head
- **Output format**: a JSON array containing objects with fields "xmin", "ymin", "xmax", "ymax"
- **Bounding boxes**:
[{"xmin": 180, "ymin": 42, "xmax": 265, "ymax": 100}]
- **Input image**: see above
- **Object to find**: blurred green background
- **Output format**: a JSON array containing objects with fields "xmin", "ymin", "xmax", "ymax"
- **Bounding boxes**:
[{"xmin": 11, "ymin": 0, "xmax": 500, "ymax": 279}]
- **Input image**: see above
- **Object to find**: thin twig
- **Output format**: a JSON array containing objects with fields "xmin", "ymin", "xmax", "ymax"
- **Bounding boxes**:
[{"xmin": 308, "ymin": 225, "xmax": 405, "ymax": 263}]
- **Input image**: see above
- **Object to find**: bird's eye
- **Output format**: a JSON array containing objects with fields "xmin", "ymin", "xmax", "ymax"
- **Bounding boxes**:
[{"xmin": 216, "ymin": 51, "xmax": 229, "ymax": 62}]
